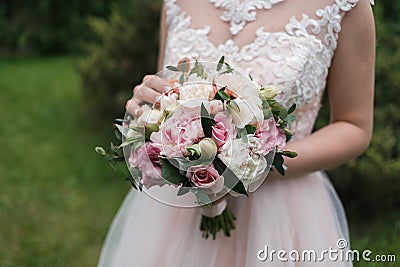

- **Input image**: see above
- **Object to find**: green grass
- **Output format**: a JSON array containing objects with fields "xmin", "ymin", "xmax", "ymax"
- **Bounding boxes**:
[
  {"xmin": 0, "ymin": 57, "xmax": 398, "ymax": 266},
  {"xmin": 0, "ymin": 57, "xmax": 128, "ymax": 266}
]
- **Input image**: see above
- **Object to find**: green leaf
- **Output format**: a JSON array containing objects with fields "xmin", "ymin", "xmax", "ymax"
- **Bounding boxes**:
[
  {"xmin": 177, "ymin": 186, "xmax": 190, "ymax": 196},
  {"xmin": 286, "ymin": 114, "xmax": 296, "ymax": 123},
  {"xmin": 187, "ymin": 144, "xmax": 201, "ymax": 159},
  {"xmin": 279, "ymin": 109, "xmax": 288, "ymax": 120},
  {"xmin": 181, "ymin": 60, "xmax": 187, "ymax": 72},
  {"xmin": 160, "ymin": 158, "xmax": 187, "ymax": 185},
  {"xmin": 213, "ymin": 87, "xmax": 230, "ymax": 101},
  {"xmin": 277, "ymin": 150, "xmax": 298, "ymax": 158},
  {"xmin": 221, "ymin": 62, "xmax": 234, "ymax": 74},
  {"xmin": 272, "ymin": 154, "xmax": 285, "ymax": 176},
  {"xmin": 200, "ymin": 103, "xmax": 214, "ymax": 138},
  {"xmin": 196, "ymin": 191, "xmax": 212, "ymax": 205},
  {"xmin": 245, "ymin": 125, "xmax": 257, "ymax": 134},
  {"xmin": 114, "ymin": 129, "xmax": 122, "ymax": 141},
  {"xmin": 214, "ymin": 158, "xmax": 248, "ymax": 196},
  {"xmin": 179, "ymin": 73, "xmax": 184, "ymax": 84},
  {"xmin": 217, "ymin": 56, "xmax": 225, "ymax": 71},
  {"xmin": 189, "ymin": 60, "xmax": 206, "ymax": 78},
  {"xmin": 166, "ymin": 66, "xmax": 179, "ymax": 71},
  {"xmin": 145, "ymin": 123, "xmax": 159, "ymax": 140},
  {"xmin": 288, "ymin": 103, "xmax": 297, "ymax": 114},
  {"xmin": 237, "ymin": 128, "xmax": 249, "ymax": 143}
]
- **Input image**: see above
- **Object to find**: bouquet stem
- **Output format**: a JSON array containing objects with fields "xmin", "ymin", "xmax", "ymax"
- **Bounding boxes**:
[{"xmin": 200, "ymin": 205, "xmax": 236, "ymax": 240}]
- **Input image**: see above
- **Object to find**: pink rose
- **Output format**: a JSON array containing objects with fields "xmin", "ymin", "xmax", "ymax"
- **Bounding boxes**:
[
  {"xmin": 151, "ymin": 105, "xmax": 205, "ymax": 158},
  {"xmin": 255, "ymin": 118, "xmax": 287, "ymax": 155},
  {"xmin": 187, "ymin": 164, "xmax": 224, "ymax": 193},
  {"xmin": 211, "ymin": 112, "xmax": 237, "ymax": 150},
  {"xmin": 129, "ymin": 142, "xmax": 164, "ymax": 189}
]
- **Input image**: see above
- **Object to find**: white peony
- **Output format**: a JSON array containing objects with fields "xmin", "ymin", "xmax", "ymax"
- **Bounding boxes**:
[
  {"xmin": 218, "ymin": 137, "xmax": 268, "ymax": 194},
  {"xmin": 179, "ymin": 83, "xmax": 213, "ymax": 101}
]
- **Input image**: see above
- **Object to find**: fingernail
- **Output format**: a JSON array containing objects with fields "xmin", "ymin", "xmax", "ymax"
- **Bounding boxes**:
[
  {"xmin": 163, "ymin": 85, "xmax": 172, "ymax": 93},
  {"xmin": 133, "ymin": 108, "xmax": 140, "ymax": 117}
]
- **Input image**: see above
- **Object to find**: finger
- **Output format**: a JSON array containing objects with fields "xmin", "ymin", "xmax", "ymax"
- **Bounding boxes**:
[
  {"xmin": 126, "ymin": 98, "xmax": 143, "ymax": 117},
  {"xmin": 143, "ymin": 75, "xmax": 171, "ymax": 93},
  {"xmin": 133, "ymin": 84, "xmax": 162, "ymax": 104}
]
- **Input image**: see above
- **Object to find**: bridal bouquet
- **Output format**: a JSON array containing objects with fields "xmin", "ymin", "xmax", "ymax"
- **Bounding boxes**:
[{"xmin": 96, "ymin": 57, "xmax": 297, "ymax": 239}]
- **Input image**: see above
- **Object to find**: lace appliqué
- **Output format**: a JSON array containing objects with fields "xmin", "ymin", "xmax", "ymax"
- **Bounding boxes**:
[{"xmin": 208, "ymin": 0, "xmax": 285, "ymax": 35}]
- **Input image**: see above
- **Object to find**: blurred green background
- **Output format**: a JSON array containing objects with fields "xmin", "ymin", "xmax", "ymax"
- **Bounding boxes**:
[{"xmin": 0, "ymin": 0, "xmax": 399, "ymax": 266}]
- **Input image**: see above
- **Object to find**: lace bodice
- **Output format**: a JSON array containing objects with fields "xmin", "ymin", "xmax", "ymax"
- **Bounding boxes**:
[{"xmin": 162, "ymin": 0, "xmax": 373, "ymax": 140}]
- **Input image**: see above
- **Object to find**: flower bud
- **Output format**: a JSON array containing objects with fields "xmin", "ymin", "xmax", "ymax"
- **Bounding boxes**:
[
  {"xmin": 198, "ymin": 138, "xmax": 218, "ymax": 160},
  {"xmin": 260, "ymin": 86, "xmax": 281, "ymax": 100}
]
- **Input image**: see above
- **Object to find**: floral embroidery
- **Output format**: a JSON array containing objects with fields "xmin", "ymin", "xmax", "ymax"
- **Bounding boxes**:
[{"xmin": 208, "ymin": 0, "xmax": 285, "ymax": 35}]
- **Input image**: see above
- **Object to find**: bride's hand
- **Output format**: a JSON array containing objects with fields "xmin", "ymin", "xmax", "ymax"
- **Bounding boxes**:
[{"xmin": 125, "ymin": 74, "xmax": 171, "ymax": 117}]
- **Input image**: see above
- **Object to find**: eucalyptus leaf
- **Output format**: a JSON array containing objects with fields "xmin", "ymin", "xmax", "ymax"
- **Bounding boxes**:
[
  {"xmin": 279, "ymin": 109, "xmax": 288, "ymax": 120},
  {"xmin": 217, "ymin": 56, "xmax": 225, "ymax": 71},
  {"xmin": 196, "ymin": 191, "xmax": 212, "ymax": 205},
  {"xmin": 200, "ymin": 103, "xmax": 214, "ymax": 138},
  {"xmin": 181, "ymin": 60, "xmax": 187, "ymax": 72},
  {"xmin": 213, "ymin": 87, "xmax": 230, "ymax": 101},
  {"xmin": 245, "ymin": 125, "xmax": 257, "ymax": 135},
  {"xmin": 160, "ymin": 158, "xmax": 187, "ymax": 185},
  {"xmin": 278, "ymin": 150, "xmax": 298, "ymax": 158},
  {"xmin": 214, "ymin": 158, "xmax": 248, "ymax": 196},
  {"xmin": 272, "ymin": 154, "xmax": 285, "ymax": 176},
  {"xmin": 177, "ymin": 186, "xmax": 190, "ymax": 196},
  {"xmin": 288, "ymin": 103, "xmax": 297, "ymax": 114},
  {"xmin": 166, "ymin": 66, "xmax": 179, "ymax": 71}
]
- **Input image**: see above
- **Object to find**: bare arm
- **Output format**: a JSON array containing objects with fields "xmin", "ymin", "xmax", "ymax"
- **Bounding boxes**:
[{"xmin": 271, "ymin": 1, "xmax": 376, "ymax": 179}]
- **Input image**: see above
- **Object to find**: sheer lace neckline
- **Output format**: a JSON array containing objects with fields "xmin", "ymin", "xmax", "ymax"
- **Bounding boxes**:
[{"xmin": 208, "ymin": 0, "xmax": 286, "ymax": 35}]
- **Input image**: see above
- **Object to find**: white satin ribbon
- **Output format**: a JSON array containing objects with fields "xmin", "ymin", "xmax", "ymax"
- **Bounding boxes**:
[{"xmin": 201, "ymin": 199, "xmax": 227, "ymax": 217}]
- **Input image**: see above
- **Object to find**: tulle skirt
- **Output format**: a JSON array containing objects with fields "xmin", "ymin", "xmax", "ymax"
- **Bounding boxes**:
[{"xmin": 97, "ymin": 172, "xmax": 353, "ymax": 267}]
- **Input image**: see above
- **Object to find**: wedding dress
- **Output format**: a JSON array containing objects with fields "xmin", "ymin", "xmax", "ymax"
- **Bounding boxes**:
[{"xmin": 97, "ymin": 0, "xmax": 374, "ymax": 266}]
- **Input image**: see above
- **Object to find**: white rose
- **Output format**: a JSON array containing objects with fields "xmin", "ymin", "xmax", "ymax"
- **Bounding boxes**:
[
  {"xmin": 139, "ymin": 105, "xmax": 164, "ymax": 124},
  {"xmin": 214, "ymin": 73, "xmax": 261, "ymax": 105},
  {"xmin": 160, "ymin": 93, "xmax": 178, "ymax": 112},
  {"xmin": 230, "ymin": 98, "xmax": 263, "ymax": 128}
]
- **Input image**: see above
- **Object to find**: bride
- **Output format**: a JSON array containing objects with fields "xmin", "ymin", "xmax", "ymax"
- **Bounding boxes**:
[{"xmin": 98, "ymin": 0, "xmax": 375, "ymax": 266}]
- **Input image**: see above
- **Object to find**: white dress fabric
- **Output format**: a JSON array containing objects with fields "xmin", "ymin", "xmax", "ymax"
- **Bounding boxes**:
[{"xmin": 98, "ymin": 0, "xmax": 373, "ymax": 266}]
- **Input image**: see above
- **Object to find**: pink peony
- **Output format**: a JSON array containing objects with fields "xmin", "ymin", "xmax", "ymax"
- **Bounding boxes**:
[
  {"xmin": 255, "ymin": 118, "xmax": 287, "ymax": 155},
  {"xmin": 151, "ymin": 105, "xmax": 205, "ymax": 158},
  {"xmin": 211, "ymin": 112, "xmax": 237, "ymax": 150},
  {"xmin": 129, "ymin": 142, "xmax": 164, "ymax": 189},
  {"xmin": 186, "ymin": 164, "xmax": 224, "ymax": 193}
]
